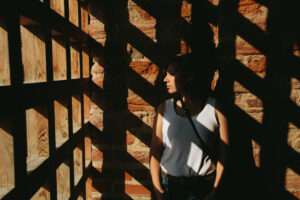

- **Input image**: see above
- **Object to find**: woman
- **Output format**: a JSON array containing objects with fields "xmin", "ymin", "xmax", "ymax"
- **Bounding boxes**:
[{"xmin": 150, "ymin": 54, "xmax": 230, "ymax": 200}]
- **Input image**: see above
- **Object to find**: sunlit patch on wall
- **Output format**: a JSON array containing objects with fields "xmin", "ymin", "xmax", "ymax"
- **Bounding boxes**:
[
  {"xmin": 90, "ymin": 105, "xmax": 104, "ymax": 132},
  {"xmin": 234, "ymin": 87, "xmax": 264, "ymax": 124},
  {"xmin": 252, "ymin": 140, "xmax": 261, "ymax": 167},
  {"xmin": 287, "ymin": 126, "xmax": 300, "ymax": 154},
  {"xmin": 208, "ymin": 0, "xmax": 219, "ymax": 6},
  {"xmin": 235, "ymin": 35, "xmax": 261, "ymax": 55},
  {"xmin": 236, "ymin": 54, "xmax": 266, "ymax": 78},
  {"xmin": 285, "ymin": 167, "xmax": 300, "ymax": 196},
  {"xmin": 238, "ymin": 0, "xmax": 268, "ymax": 32},
  {"xmin": 127, "ymin": 44, "xmax": 152, "ymax": 62},
  {"xmin": 128, "ymin": 0, "xmax": 156, "ymax": 41},
  {"xmin": 209, "ymin": 23, "xmax": 219, "ymax": 47},
  {"xmin": 91, "ymin": 62, "xmax": 105, "ymax": 90},
  {"xmin": 181, "ymin": 1, "xmax": 192, "ymax": 23},
  {"xmin": 129, "ymin": 62, "xmax": 159, "ymax": 85},
  {"xmin": 290, "ymin": 78, "xmax": 300, "ymax": 106},
  {"xmin": 127, "ymin": 89, "xmax": 154, "ymax": 111},
  {"xmin": 88, "ymin": 19, "xmax": 106, "ymax": 45}
]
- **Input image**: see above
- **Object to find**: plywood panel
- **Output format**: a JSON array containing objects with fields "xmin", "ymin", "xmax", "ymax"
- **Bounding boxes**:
[
  {"xmin": 26, "ymin": 107, "xmax": 49, "ymax": 172},
  {"xmin": 0, "ymin": 118, "xmax": 14, "ymax": 199},
  {"xmin": 73, "ymin": 144, "xmax": 83, "ymax": 186},
  {"xmin": 30, "ymin": 186, "xmax": 50, "ymax": 200},
  {"xmin": 72, "ymin": 95, "xmax": 82, "ymax": 133},
  {"xmin": 21, "ymin": 25, "xmax": 47, "ymax": 83},
  {"xmin": 0, "ymin": 13, "xmax": 11, "ymax": 86},
  {"xmin": 50, "ymin": 0, "xmax": 65, "ymax": 17},
  {"xmin": 56, "ymin": 162, "xmax": 70, "ymax": 200},
  {"xmin": 71, "ymin": 43, "xmax": 80, "ymax": 79},
  {"xmin": 69, "ymin": 0, "xmax": 79, "ymax": 26},
  {"xmin": 52, "ymin": 36, "xmax": 67, "ymax": 81},
  {"xmin": 82, "ymin": 47, "xmax": 89, "ymax": 78},
  {"xmin": 54, "ymin": 100, "xmax": 69, "ymax": 148}
]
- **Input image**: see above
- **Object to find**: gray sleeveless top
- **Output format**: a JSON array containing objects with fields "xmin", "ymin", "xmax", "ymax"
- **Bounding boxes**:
[{"xmin": 160, "ymin": 97, "xmax": 219, "ymax": 177}]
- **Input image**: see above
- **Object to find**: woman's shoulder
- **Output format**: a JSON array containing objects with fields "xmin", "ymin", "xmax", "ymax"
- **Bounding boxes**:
[{"xmin": 157, "ymin": 98, "xmax": 173, "ymax": 114}]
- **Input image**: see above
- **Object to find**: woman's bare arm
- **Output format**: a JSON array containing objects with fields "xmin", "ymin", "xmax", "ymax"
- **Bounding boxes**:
[{"xmin": 150, "ymin": 102, "xmax": 165, "ymax": 200}]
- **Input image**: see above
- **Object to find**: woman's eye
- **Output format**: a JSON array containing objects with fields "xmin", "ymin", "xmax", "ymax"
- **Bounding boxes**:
[{"xmin": 167, "ymin": 71, "xmax": 175, "ymax": 76}]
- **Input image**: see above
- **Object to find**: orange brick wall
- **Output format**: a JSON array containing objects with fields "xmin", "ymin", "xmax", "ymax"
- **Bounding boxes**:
[{"xmin": 87, "ymin": 0, "xmax": 300, "ymax": 199}]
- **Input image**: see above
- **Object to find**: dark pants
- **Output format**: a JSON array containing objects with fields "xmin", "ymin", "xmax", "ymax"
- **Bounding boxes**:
[{"xmin": 160, "ymin": 172, "xmax": 215, "ymax": 200}]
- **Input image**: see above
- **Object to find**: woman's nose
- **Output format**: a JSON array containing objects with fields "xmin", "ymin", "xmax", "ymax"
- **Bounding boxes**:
[{"xmin": 163, "ymin": 75, "xmax": 168, "ymax": 82}]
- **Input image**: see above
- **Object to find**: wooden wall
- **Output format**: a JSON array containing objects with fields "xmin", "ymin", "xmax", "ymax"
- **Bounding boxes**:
[{"xmin": 0, "ymin": 0, "xmax": 92, "ymax": 199}]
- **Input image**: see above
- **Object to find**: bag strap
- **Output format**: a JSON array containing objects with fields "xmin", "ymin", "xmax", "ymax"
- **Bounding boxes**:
[{"xmin": 173, "ymin": 96, "xmax": 217, "ymax": 164}]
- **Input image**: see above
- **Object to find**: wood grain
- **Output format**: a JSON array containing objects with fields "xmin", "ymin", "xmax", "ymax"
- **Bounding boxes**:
[
  {"xmin": 0, "ymin": 13, "xmax": 10, "ymax": 86},
  {"xmin": 69, "ymin": 0, "xmax": 79, "ymax": 27},
  {"xmin": 26, "ymin": 108, "xmax": 49, "ymax": 171},
  {"xmin": 30, "ymin": 186, "xmax": 50, "ymax": 200},
  {"xmin": 52, "ymin": 36, "xmax": 67, "ymax": 81},
  {"xmin": 85, "ymin": 177, "xmax": 92, "ymax": 200},
  {"xmin": 82, "ymin": 47, "xmax": 89, "ymax": 78},
  {"xmin": 85, "ymin": 134, "xmax": 91, "ymax": 168},
  {"xmin": 72, "ymin": 95, "xmax": 82, "ymax": 133},
  {"xmin": 21, "ymin": 25, "xmax": 47, "ymax": 83},
  {"xmin": 56, "ymin": 162, "xmax": 70, "ymax": 200},
  {"xmin": 50, "ymin": 0, "xmax": 65, "ymax": 17},
  {"xmin": 81, "ymin": 5, "xmax": 88, "ymax": 34},
  {"xmin": 0, "ymin": 122, "xmax": 14, "ymax": 198},
  {"xmin": 83, "ymin": 93, "xmax": 90, "ymax": 123},
  {"xmin": 54, "ymin": 100, "xmax": 69, "ymax": 148},
  {"xmin": 73, "ymin": 144, "xmax": 83, "ymax": 186},
  {"xmin": 71, "ymin": 43, "xmax": 80, "ymax": 79}
]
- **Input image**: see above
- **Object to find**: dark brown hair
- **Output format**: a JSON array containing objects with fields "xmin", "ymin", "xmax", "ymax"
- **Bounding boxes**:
[{"xmin": 167, "ymin": 53, "xmax": 215, "ymax": 100}]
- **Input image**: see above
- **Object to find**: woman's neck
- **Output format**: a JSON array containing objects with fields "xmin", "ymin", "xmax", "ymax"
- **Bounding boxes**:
[{"xmin": 180, "ymin": 94, "xmax": 206, "ymax": 110}]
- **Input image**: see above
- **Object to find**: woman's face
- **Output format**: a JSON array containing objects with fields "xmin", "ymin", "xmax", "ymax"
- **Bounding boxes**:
[{"xmin": 163, "ymin": 63, "xmax": 181, "ymax": 94}]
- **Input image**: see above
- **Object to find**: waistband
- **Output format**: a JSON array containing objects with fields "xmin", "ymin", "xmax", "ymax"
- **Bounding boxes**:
[{"xmin": 161, "ymin": 169, "xmax": 216, "ymax": 185}]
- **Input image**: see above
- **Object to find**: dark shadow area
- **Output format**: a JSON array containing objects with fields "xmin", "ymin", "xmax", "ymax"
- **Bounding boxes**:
[{"xmin": 212, "ymin": 0, "xmax": 300, "ymax": 199}]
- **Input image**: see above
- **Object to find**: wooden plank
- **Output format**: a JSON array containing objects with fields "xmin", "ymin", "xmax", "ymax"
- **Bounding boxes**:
[
  {"xmin": 50, "ymin": 0, "xmax": 65, "ymax": 17},
  {"xmin": 0, "ymin": 78, "xmax": 89, "ymax": 112},
  {"xmin": 0, "ymin": 12, "xmax": 11, "ymax": 86},
  {"xmin": 0, "ymin": 116, "xmax": 14, "ymax": 199},
  {"xmin": 84, "ymin": 134, "xmax": 91, "ymax": 168},
  {"xmin": 83, "ymin": 92, "xmax": 90, "ymax": 123},
  {"xmin": 82, "ymin": 47, "xmax": 90, "ymax": 78},
  {"xmin": 25, "ymin": 123, "xmax": 88, "ymax": 197},
  {"xmin": 70, "ymin": 161, "xmax": 91, "ymax": 200},
  {"xmin": 72, "ymin": 95, "xmax": 82, "ymax": 134},
  {"xmin": 20, "ymin": 25, "xmax": 47, "ymax": 83},
  {"xmin": 73, "ymin": 144, "xmax": 83, "ymax": 186},
  {"xmin": 52, "ymin": 36, "xmax": 67, "ymax": 81},
  {"xmin": 19, "ymin": 0, "xmax": 90, "ymax": 45},
  {"xmin": 30, "ymin": 186, "xmax": 50, "ymax": 200},
  {"xmin": 26, "ymin": 107, "xmax": 49, "ymax": 172},
  {"xmin": 56, "ymin": 161, "xmax": 70, "ymax": 200},
  {"xmin": 71, "ymin": 42, "xmax": 81, "ymax": 79},
  {"xmin": 69, "ymin": 0, "xmax": 79, "ymax": 27},
  {"xmin": 85, "ymin": 176, "xmax": 92, "ymax": 200},
  {"xmin": 54, "ymin": 100, "xmax": 69, "ymax": 148},
  {"xmin": 80, "ymin": 3, "xmax": 88, "ymax": 34}
]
